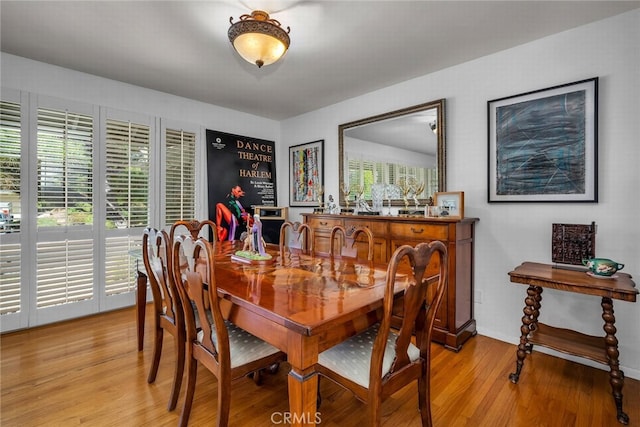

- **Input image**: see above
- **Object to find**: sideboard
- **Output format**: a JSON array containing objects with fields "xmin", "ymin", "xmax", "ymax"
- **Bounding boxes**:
[{"xmin": 302, "ymin": 213, "xmax": 478, "ymax": 351}]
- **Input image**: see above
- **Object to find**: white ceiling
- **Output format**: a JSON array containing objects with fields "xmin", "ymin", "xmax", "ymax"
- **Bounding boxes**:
[{"xmin": 1, "ymin": 1, "xmax": 638, "ymax": 121}]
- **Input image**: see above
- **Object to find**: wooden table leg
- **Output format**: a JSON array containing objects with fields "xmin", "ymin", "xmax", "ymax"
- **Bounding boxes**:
[
  {"xmin": 287, "ymin": 332, "xmax": 320, "ymax": 426},
  {"xmin": 136, "ymin": 269, "xmax": 147, "ymax": 351},
  {"xmin": 601, "ymin": 297, "xmax": 629, "ymax": 425},
  {"xmin": 509, "ymin": 285, "xmax": 542, "ymax": 383}
]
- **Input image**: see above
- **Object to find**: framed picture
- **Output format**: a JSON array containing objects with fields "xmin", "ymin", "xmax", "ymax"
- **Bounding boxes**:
[
  {"xmin": 488, "ymin": 77, "xmax": 598, "ymax": 202},
  {"xmin": 289, "ymin": 140, "xmax": 324, "ymax": 207},
  {"xmin": 434, "ymin": 191, "xmax": 464, "ymax": 219}
]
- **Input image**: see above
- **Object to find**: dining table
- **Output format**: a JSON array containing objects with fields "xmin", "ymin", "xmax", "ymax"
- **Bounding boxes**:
[{"xmin": 135, "ymin": 239, "xmax": 407, "ymax": 426}]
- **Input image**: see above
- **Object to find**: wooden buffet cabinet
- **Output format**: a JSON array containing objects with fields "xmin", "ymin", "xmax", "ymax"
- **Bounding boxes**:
[{"xmin": 302, "ymin": 213, "xmax": 478, "ymax": 351}]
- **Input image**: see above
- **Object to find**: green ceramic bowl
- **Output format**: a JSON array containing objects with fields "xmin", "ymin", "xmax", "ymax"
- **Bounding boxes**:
[{"xmin": 582, "ymin": 258, "xmax": 624, "ymax": 276}]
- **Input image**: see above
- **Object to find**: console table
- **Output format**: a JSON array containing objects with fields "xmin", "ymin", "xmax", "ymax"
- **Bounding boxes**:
[
  {"xmin": 508, "ymin": 262, "xmax": 638, "ymax": 425},
  {"xmin": 302, "ymin": 213, "xmax": 478, "ymax": 351}
]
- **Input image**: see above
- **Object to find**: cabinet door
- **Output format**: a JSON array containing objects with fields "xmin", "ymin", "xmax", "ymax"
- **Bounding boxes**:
[
  {"xmin": 390, "ymin": 223, "xmax": 455, "ymax": 330},
  {"xmin": 391, "ymin": 240, "xmax": 451, "ymax": 330},
  {"xmin": 306, "ymin": 217, "xmax": 341, "ymax": 255},
  {"xmin": 343, "ymin": 219, "xmax": 387, "ymax": 263}
]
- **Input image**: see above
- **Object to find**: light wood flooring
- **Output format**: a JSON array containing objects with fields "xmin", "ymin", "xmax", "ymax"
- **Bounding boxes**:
[{"xmin": 2, "ymin": 306, "xmax": 638, "ymax": 426}]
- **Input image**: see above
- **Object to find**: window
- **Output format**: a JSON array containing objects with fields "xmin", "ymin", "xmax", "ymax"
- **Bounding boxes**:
[
  {"xmin": 35, "ymin": 106, "xmax": 96, "ymax": 311},
  {"xmin": 0, "ymin": 91, "xmax": 175, "ymax": 331},
  {"xmin": 1, "ymin": 93, "xmax": 161, "ymax": 331},
  {"xmin": 0, "ymin": 100, "xmax": 22, "ymax": 315},
  {"xmin": 104, "ymin": 235, "xmax": 141, "ymax": 296},
  {"xmin": 164, "ymin": 128, "xmax": 195, "ymax": 225},
  {"xmin": 105, "ymin": 119, "xmax": 150, "ymax": 229},
  {"xmin": 347, "ymin": 158, "xmax": 435, "ymax": 200},
  {"xmin": 36, "ymin": 239, "xmax": 94, "ymax": 308},
  {"xmin": 37, "ymin": 108, "xmax": 94, "ymax": 227},
  {"xmin": 104, "ymin": 118, "xmax": 150, "ymax": 297}
]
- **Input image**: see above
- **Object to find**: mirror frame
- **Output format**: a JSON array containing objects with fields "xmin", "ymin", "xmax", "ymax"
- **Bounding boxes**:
[{"xmin": 338, "ymin": 98, "xmax": 446, "ymax": 206}]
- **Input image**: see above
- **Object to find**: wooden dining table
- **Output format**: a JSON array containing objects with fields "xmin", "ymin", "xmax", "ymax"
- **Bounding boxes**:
[{"xmin": 136, "ymin": 240, "xmax": 405, "ymax": 426}]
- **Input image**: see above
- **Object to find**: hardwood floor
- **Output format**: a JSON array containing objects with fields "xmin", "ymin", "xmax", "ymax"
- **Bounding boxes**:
[{"xmin": 2, "ymin": 306, "xmax": 638, "ymax": 426}]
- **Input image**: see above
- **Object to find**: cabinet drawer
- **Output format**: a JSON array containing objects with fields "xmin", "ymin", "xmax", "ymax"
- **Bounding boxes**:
[
  {"xmin": 343, "ymin": 219, "xmax": 387, "ymax": 236},
  {"xmin": 390, "ymin": 222, "xmax": 449, "ymax": 241},
  {"xmin": 307, "ymin": 217, "xmax": 342, "ymax": 231}
]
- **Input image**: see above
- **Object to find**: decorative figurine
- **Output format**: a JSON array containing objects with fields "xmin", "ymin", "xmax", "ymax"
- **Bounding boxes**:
[
  {"xmin": 397, "ymin": 178, "xmax": 412, "ymax": 212},
  {"xmin": 397, "ymin": 178, "xmax": 424, "ymax": 215},
  {"xmin": 340, "ymin": 182, "xmax": 353, "ymax": 214},
  {"xmin": 411, "ymin": 180, "xmax": 425, "ymax": 210},
  {"xmin": 313, "ymin": 183, "xmax": 324, "ymax": 213},
  {"xmin": 327, "ymin": 194, "xmax": 337, "ymax": 214},
  {"xmin": 234, "ymin": 214, "xmax": 272, "ymax": 263}
]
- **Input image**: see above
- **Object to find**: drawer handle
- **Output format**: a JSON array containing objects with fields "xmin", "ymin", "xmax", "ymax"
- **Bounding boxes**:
[
  {"xmin": 410, "ymin": 227, "xmax": 424, "ymax": 234},
  {"xmin": 320, "ymin": 221, "xmax": 328, "ymax": 226}
]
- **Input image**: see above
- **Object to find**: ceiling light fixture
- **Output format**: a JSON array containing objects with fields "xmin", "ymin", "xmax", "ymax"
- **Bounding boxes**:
[{"xmin": 228, "ymin": 10, "xmax": 291, "ymax": 68}]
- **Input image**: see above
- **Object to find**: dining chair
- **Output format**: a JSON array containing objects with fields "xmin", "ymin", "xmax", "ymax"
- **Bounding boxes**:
[
  {"xmin": 315, "ymin": 240, "xmax": 448, "ymax": 427},
  {"xmin": 142, "ymin": 227, "xmax": 184, "ymax": 411},
  {"xmin": 329, "ymin": 225, "xmax": 374, "ymax": 261},
  {"xmin": 279, "ymin": 221, "xmax": 314, "ymax": 257},
  {"xmin": 169, "ymin": 219, "xmax": 217, "ymax": 245},
  {"xmin": 172, "ymin": 235, "xmax": 286, "ymax": 427}
]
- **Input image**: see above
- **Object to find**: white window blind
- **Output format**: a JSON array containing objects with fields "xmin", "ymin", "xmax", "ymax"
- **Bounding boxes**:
[
  {"xmin": 0, "ymin": 100, "xmax": 22, "ymax": 315},
  {"xmin": 36, "ymin": 107, "xmax": 95, "ymax": 309},
  {"xmin": 104, "ymin": 119, "xmax": 149, "ymax": 298},
  {"xmin": 165, "ymin": 128, "xmax": 195, "ymax": 225},
  {"xmin": 37, "ymin": 108, "xmax": 94, "ymax": 227},
  {"xmin": 105, "ymin": 119, "xmax": 150, "ymax": 229},
  {"xmin": 105, "ymin": 235, "xmax": 140, "ymax": 296},
  {"xmin": 0, "ymin": 243, "xmax": 21, "ymax": 315},
  {"xmin": 348, "ymin": 158, "xmax": 433, "ymax": 200},
  {"xmin": 36, "ymin": 239, "xmax": 94, "ymax": 308}
]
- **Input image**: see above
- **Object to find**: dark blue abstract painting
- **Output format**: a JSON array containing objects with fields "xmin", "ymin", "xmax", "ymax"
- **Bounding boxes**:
[{"xmin": 495, "ymin": 90, "xmax": 586, "ymax": 195}]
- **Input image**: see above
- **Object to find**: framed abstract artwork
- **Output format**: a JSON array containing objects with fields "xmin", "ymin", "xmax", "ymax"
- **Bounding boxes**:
[
  {"xmin": 289, "ymin": 140, "xmax": 324, "ymax": 207},
  {"xmin": 487, "ymin": 77, "xmax": 598, "ymax": 202}
]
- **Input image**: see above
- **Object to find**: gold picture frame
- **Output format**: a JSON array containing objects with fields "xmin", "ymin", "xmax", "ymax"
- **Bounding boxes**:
[{"xmin": 434, "ymin": 191, "xmax": 464, "ymax": 219}]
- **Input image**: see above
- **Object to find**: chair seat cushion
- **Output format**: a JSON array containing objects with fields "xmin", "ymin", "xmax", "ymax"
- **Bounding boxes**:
[
  {"xmin": 197, "ymin": 320, "xmax": 281, "ymax": 368},
  {"xmin": 317, "ymin": 323, "xmax": 420, "ymax": 388}
]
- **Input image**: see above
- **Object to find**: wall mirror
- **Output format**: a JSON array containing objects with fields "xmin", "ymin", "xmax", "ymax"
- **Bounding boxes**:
[{"xmin": 338, "ymin": 98, "xmax": 446, "ymax": 208}]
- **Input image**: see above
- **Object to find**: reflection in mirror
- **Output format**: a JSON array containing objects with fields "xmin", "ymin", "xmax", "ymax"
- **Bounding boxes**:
[{"xmin": 338, "ymin": 99, "xmax": 446, "ymax": 209}]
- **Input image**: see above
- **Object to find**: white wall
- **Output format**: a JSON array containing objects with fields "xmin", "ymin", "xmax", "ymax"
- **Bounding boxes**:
[{"xmin": 280, "ymin": 10, "xmax": 640, "ymax": 379}]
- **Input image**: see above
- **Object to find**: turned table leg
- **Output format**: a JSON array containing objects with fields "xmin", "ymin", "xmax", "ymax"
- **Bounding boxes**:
[
  {"xmin": 509, "ymin": 285, "xmax": 543, "ymax": 383},
  {"xmin": 136, "ymin": 268, "xmax": 147, "ymax": 351},
  {"xmin": 602, "ymin": 297, "xmax": 629, "ymax": 425}
]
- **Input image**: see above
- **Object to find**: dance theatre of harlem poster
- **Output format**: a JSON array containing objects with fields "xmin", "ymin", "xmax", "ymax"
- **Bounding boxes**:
[{"xmin": 206, "ymin": 129, "xmax": 277, "ymax": 240}]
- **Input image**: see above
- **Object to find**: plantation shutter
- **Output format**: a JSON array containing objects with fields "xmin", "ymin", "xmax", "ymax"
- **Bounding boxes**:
[
  {"xmin": 104, "ymin": 119, "xmax": 150, "ymax": 296},
  {"xmin": 104, "ymin": 235, "xmax": 141, "ymax": 296},
  {"xmin": 165, "ymin": 128, "xmax": 195, "ymax": 225},
  {"xmin": 36, "ymin": 239, "xmax": 94, "ymax": 308},
  {"xmin": 105, "ymin": 119, "xmax": 150, "ymax": 229},
  {"xmin": 347, "ymin": 158, "xmax": 360, "ymax": 194},
  {"xmin": 36, "ymin": 107, "xmax": 95, "ymax": 308},
  {"xmin": 0, "ymin": 100, "xmax": 22, "ymax": 315},
  {"xmin": 37, "ymin": 108, "xmax": 94, "ymax": 226},
  {"xmin": 361, "ymin": 160, "xmax": 375, "ymax": 199}
]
